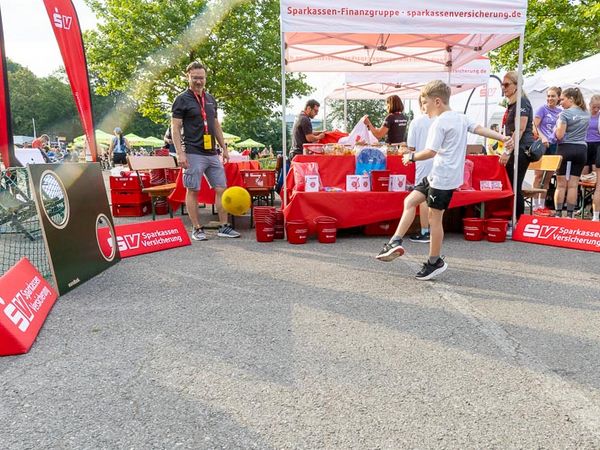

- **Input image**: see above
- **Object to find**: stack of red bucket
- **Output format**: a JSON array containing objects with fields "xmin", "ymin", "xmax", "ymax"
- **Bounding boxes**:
[
  {"xmin": 462, "ymin": 217, "xmax": 509, "ymax": 242},
  {"xmin": 254, "ymin": 206, "xmax": 276, "ymax": 242}
]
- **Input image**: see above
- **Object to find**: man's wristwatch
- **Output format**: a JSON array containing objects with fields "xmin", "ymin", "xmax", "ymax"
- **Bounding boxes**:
[{"xmin": 409, "ymin": 152, "xmax": 415, "ymax": 162}]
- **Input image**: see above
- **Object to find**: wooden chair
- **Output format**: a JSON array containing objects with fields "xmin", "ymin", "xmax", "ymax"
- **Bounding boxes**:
[
  {"xmin": 522, "ymin": 155, "xmax": 562, "ymax": 214},
  {"xmin": 127, "ymin": 155, "xmax": 178, "ymax": 220}
]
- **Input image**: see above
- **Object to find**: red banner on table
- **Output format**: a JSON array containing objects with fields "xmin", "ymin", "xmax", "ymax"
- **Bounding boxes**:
[
  {"xmin": 0, "ymin": 258, "xmax": 58, "ymax": 356},
  {"xmin": 513, "ymin": 215, "xmax": 600, "ymax": 253},
  {"xmin": 0, "ymin": 7, "xmax": 16, "ymax": 168},
  {"xmin": 43, "ymin": 0, "xmax": 97, "ymax": 161},
  {"xmin": 98, "ymin": 218, "xmax": 191, "ymax": 258}
]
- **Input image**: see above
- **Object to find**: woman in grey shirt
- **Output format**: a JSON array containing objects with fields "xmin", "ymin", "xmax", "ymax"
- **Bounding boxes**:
[{"xmin": 554, "ymin": 87, "xmax": 590, "ymax": 218}]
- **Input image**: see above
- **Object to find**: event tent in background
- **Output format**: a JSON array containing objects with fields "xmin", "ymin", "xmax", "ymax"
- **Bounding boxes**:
[
  {"xmin": 524, "ymin": 52, "xmax": 600, "ymax": 111},
  {"xmin": 73, "ymin": 129, "xmax": 113, "ymax": 146},
  {"xmin": 279, "ymin": 0, "xmax": 528, "ymax": 223},
  {"xmin": 232, "ymin": 138, "xmax": 265, "ymax": 149}
]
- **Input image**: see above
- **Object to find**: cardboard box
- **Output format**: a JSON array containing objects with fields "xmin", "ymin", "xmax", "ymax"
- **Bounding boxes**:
[
  {"xmin": 389, "ymin": 174, "xmax": 407, "ymax": 192},
  {"xmin": 304, "ymin": 175, "xmax": 320, "ymax": 192},
  {"xmin": 346, "ymin": 174, "xmax": 370, "ymax": 192}
]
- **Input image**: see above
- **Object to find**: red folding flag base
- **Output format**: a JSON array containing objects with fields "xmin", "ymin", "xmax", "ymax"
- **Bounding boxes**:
[{"xmin": 0, "ymin": 258, "xmax": 58, "ymax": 356}]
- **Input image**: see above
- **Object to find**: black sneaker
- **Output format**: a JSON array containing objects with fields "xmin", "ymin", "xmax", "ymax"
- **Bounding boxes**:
[
  {"xmin": 415, "ymin": 257, "xmax": 447, "ymax": 281},
  {"xmin": 217, "ymin": 223, "xmax": 241, "ymax": 238},
  {"xmin": 375, "ymin": 239, "xmax": 404, "ymax": 262},
  {"xmin": 409, "ymin": 232, "xmax": 431, "ymax": 243},
  {"xmin": 191, "ymin": 227, "xmax": 207, "ymax": 241}
]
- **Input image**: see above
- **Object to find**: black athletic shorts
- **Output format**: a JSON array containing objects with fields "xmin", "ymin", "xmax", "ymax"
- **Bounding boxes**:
[
  {"xmin": 587, "ymin": 141, "xmax": 600, "ymax": 167},
  {"xmin": 113, "ymin": 152, "xmax": 127, "ymax": 165},
  {"xmin": 414, "ymin": 177, "xmax": 455, "ymax": 211},
  {"xmin": 556, "ymin": 143, "xmax": 587, "ymax": 177}
]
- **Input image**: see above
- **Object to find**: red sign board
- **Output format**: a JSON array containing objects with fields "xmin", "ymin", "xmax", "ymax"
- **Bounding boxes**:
[
  {"xmin": 98, "ymin": 218, "xmax": 191, "ymax": 258},
  {"xmin": 0, "ymin": 258, "xmax": 58, "ymax": 356},
  {"xmin": 513, "ymin": 215, "xmax": 600, "ymax": 253}
]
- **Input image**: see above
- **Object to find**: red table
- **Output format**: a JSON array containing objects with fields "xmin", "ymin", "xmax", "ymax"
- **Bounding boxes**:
[
  {"xmin": 284, "ymin": 155, "xmax": 513, "ymax": 233},
  {"xmin": 169, "ymin": 160, "xmax": 260, "ymax": 206}
]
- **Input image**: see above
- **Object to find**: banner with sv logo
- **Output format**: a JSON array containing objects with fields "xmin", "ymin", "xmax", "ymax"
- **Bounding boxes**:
[{"xmin": 513, "ymin": 215, "xmax": 600, "ymax": 253}]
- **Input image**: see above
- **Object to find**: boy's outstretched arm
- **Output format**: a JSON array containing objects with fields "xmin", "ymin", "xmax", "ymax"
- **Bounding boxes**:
[{"xmin": 473, "ymin": 125, "xmax": 514, "ymax": 151}]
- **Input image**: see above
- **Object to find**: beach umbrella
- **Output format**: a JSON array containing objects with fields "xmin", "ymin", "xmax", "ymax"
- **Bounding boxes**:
[{"xmin": 232, "ymin": 138, "xmax": 265, "ymax": 149}]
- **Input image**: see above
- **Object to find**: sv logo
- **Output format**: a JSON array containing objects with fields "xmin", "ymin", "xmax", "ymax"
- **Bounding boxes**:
[
  {"xmin": 0, "ymin": 294, "xmax": 34, "ymax": 333},
  {"xmin": 107, "ymin": 234, "xmax": 141, "ymax": 251},
  {"xmin": 523, "ymin": 220, "xmax": 559, "ymax": 239},
  {"xmin": 53, "ymin": 7, "xmax": 73, "ymax": 30}
]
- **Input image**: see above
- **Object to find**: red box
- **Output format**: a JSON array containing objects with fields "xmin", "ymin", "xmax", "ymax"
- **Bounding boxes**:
[
  {"xmin": 371, "ymin": 170, "xmax": 391, "ymax": 192},
  {"xmin": 241, "ymin": 170, "xmax": 276, "ymax": 189},
  {"xmin": 303, "ymin": 143, "xmax": 324, "ymax": 155},
  {"xmin": 112, "ymin": 202, "xmax": 151, "ymax": 217},
  {"xmin": 109, "ymin": 173, "xmax": 150, "ymax": 190},
  {"xmin": 364, "ymin": 219, "xmax": 400, "ymax": 236},
  {"xmin": 110, "ymin": 189, "xmax": 151, "ymax": 205}
]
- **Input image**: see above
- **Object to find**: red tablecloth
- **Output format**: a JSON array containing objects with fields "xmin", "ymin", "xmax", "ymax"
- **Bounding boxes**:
[
  {"xmin": 284, "ymin": 155, "xmax": 513, "ymax": 233},
  {"xmin": 169, "ymin": 160, "xmax": 260, "ymax": 206}
]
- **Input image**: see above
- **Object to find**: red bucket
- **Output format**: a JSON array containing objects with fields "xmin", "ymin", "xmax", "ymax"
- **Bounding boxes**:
[
  {"xmin": 255, "ymin": 221, "xmax": 275, "ymax": 242},
  {"xmin": 371, "ymin": 170, "xmax": 391, "ymax": 192},
  {"xmin": 485, "ymin": 219, "xmax": 508, "ymax": 243},
  {"xmin": 314, "ymin": 216, "xmax": 337, "ymax": 243},
  {"xmin": 463, "ymin": 218, "xmax": 485, "ymax": 241},
  {"xmin": 286, "ymin": 220, "xmax": 308, "ymax": 244}
]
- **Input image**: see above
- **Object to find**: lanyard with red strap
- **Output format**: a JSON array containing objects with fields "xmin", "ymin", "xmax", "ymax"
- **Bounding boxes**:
[{"xmin": 191, "ymin": 89, "xmax": 209, "ymax": 134}]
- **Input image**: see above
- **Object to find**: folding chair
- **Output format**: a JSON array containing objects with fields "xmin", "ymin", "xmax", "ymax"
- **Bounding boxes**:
[
  {"xmin": 127, "ymin": 155, "xmax": 178, "ymax": 220},
  {"xmin": 522, "ymin": 155, "xmax": 562, "ymax": 214}
]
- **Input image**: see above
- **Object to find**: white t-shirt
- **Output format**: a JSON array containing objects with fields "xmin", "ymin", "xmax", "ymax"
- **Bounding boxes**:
[
  {"xmin": 407, "ymin": 114, "xmax": 433, "ymax": 184},
  {"xmin": 425, "ymin": 110, "xmax": 477, "ymax": 190}
]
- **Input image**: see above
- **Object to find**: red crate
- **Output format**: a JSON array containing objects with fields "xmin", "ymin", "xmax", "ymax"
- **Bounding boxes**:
[
  {"xmin": 109, "ymin": 174, "xmax": 150, "ymax": 190},
  {"xmin": 112, "ymin": 202, "xmax": 151, "ymax": 217},
  {"xmin": 241, "ymin": 170, "xmax": 276, "ymax": 189},
  {"xmin": 364, "ymin": 219, "xmax": 400, "ymax": 236},
  {"xmin": 110, "ymin": 189, "xmax": 150, "ymax": 205}
]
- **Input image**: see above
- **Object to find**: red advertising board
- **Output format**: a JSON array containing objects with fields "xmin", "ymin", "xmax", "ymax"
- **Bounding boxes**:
[
  {"xmin": 98, "ymin": 218, "xmax": 191, "ymax": 258},
  {"xmin": 513, "ymin": 215, "xmax": 600, "ymax": 253},
  {"xmin": 0, "ymin": 258, "xmax": 58, "ymax": 356}
]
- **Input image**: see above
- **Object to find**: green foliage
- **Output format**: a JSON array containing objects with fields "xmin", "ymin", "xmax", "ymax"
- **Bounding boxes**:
[
  {"xmin": 327, "ymin": 99, "xmax": 387, "ymax": 132},
  {"xmin": 83, "ymin": 0, "xmax": 311, "ymax": 123},
  {"xmin": 492, "ymin": 0, "xmax": 600, "ymax": 74},
  {"xmin": 222, "ymin": 111, "xmax": 282, "ymax": 152}
]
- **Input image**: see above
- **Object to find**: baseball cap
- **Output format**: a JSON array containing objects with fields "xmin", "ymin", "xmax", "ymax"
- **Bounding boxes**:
[{"xmin": 114, "ymin": 127, "xmax": 122, "ymax": 134}]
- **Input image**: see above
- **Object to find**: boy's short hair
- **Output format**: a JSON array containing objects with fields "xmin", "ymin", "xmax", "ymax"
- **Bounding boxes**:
[{"xmin": 420, "ymin": 80, "xmax": 451, "ymax": 105}]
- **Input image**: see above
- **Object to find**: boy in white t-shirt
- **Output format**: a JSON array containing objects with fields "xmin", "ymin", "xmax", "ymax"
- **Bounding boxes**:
[{"xmin": 376, "ymin": 80, "xmax": 513, "ymax": 281}]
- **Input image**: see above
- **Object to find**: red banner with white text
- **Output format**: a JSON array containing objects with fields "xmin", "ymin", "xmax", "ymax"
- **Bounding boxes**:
[
  {"xmin": 513, "ymin": 215, "xmax": 600, "ymax": 253},
  {"xmin": 0, "ymin": 7, "xmax": 16, "ymax": 168},
  {"xmin": 0, "ymin": 258, "xmax": 58, "ymax": 356},
  {"xmin": 43, "ymin": 0, "xmax": 97, "ymax": 161},
  {"xmin": 98, "ymin": 218, "xmax": 191, "ymax": 258}
]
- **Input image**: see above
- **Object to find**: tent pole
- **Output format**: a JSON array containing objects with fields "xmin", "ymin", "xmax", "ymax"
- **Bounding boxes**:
[
  {"xmin": 323, "ymin": 98, "xmax": 327, "ymax": 130},
  {"xmin": 483, "ymin": 77, "xmax": 490, "ymax": 151},
  {"xmin": 280, "ymin": 25, "xmax": 288, "ymax": 209},
  {"xmin": 512, "ymin": 32, "xmax": 525, "ymax": 228},
  {"xmin": 344, "ymin": 83, "xmax": 348, "ymax": 132}
]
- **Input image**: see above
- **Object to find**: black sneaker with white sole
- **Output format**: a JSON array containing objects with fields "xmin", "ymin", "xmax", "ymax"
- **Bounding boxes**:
[
  {"xmin": 217, "ymin": 223, "xmax": 241, "ymax": 238},
  {"xmin": 415, "ymin": 257, "xmax": 447, "ymax": 281},
  {"xmin": 376, "ymin": 239, "xmax": 404, "ymax": 262},
  {"xmin": 409, "ymin": 232, "xmax": 430, "ymax": 243}
]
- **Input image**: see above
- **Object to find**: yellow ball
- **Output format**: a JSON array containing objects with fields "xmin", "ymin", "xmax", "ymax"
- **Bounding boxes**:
[{"xmin": 221, "ymin": 186, "xmax": 252, "ymax": 216}]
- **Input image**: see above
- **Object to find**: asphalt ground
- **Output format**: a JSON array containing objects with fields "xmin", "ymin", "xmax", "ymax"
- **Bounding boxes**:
[{"xmin": 1, "ymin": 206, "xmax": 600, "ymax": 449}]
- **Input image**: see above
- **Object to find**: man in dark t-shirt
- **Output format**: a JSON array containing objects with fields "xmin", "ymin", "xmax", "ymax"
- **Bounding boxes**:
[
  {"xmin": 171, "ymin": 61, "xmax": 240, "ymax": 240},
  {"xmin": 291, "ymin": 99, "xmax": 325, "ymax": 159}
]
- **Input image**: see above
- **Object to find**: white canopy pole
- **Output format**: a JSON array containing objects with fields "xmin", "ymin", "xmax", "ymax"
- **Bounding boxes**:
[
  {"xmin": 323, "ymin": 98, "xmax": 327, "ymax": 130},
  {"xmin": 483, "ymin": 77, "xmax": 490, "ymax": 150},
  {"xmin": 512, "ymin": 32, "xmax": 525, "ymax": 227},
  {"xmin": 280, "ymin": 24, "xmax": 288, "ymax": 210},
  {"xmin": 343, "ymin": 83, "xmax": 348, "ymax": 132}
]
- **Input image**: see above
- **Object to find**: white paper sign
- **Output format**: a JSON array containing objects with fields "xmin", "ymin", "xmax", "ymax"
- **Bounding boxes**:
[
  {"xmin": 389, "ymin": 174, "xmax": 407, "ymax": 192},
  {"xmin": 346, "ymin": 174, "xmax": 370, "ymax": 192},
  {"xmin": 305, "ymin": 175, "xmax": 320, "ymax": 192}
]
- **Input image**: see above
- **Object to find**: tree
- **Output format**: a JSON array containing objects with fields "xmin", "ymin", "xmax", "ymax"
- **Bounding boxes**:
[
  {"xmin": 84, "ymin": 0, "xmax": 311, "ymax": 123},
  {"xmin": 492, "ymin": 0, "xmax": 600, "ymax": 74},
  {"xmin": 327, "ymin": 99, "xmax": 387, "ymax": 133},
  {"xmin": 222, "ymin": 111, "xmax": 283, "ymax": 151}
]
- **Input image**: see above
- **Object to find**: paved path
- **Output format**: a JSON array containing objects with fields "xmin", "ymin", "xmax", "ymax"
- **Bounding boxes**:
[{"xmin": 2, "ymin": 211, "xmax": 600, "ymax": 448}]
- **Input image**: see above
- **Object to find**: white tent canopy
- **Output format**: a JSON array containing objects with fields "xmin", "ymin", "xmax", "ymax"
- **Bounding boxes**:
[
  {"xmin": 326, "ymin": 58, "xmax": 491, "ymax": 100},
  {"xmin": 282, "ymin": 1, "xmax": 526, "ymax": 73},
  {"xmin": 524, "ymin": 52, "xmax": 600, "ymax": 111}
]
